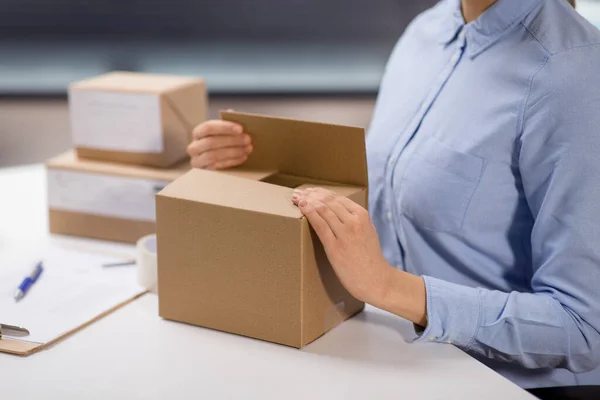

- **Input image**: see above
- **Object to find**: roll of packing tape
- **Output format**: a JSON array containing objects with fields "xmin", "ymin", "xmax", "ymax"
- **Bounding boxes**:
[{"xmin": 137, "ymin": 234, "xmax": 158, "ymax": 293}]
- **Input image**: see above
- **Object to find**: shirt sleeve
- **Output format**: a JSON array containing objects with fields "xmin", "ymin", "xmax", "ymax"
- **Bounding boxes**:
[{"xmin": 413, "ymin": 47, "xmax": 600, "ymax": 372}]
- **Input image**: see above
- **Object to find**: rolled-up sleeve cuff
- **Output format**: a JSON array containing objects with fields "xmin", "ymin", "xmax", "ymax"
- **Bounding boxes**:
[{"xmin": 411, "ymin": 275, "xmax": 482, "ymax": 350}]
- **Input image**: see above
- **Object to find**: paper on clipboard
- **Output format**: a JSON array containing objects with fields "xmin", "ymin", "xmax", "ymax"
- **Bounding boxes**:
[{"xmin": 0, "ymin": 242, "xmax": 146, "ymax": 352}]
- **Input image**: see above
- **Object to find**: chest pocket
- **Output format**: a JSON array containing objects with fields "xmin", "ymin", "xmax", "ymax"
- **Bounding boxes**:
[{"xmin": 398, "ymin": 136, "xmax": 485, "ymax": 232}]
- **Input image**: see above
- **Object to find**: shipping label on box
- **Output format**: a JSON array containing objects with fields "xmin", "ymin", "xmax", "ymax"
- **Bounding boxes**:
[
  {"xmin": 48, "ymin": 169, "xmax": 168, "ymax": 222},
  {"xmin": 70, "ymin": 90, "xmax": 163, "ymax": 154},
  {"xmin": 46, "ymin": 151, "xmax": 189, "ymax": 244}
]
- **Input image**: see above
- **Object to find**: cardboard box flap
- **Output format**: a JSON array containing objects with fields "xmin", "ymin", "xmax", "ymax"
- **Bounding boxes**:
[
  {"xmin": 158, "ymin": 169, "xmax": 303, "ymax": 219},
  {"xmin": 221, "ymin": 111, "xmax": 368, "ymax": 187},
  {"xmin": 70, "ymin": 71, "xmax": 202, "ymax": 94},
  {"xmin": 46, "ymin": 150, "xmax": 190, "ymax": 181}
]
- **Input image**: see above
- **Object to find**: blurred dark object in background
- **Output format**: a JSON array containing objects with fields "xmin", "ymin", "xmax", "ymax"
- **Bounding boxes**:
[
  {"xmin": 2, "ymin": 0, "xmax": 433, "ymax": 41},
  {"xmin": 0, "ymin": 0, "xmax": 437, "ymax": 96}
]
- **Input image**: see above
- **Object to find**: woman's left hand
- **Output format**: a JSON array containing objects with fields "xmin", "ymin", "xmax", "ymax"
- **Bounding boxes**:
[{"xmin": 291, "ymin": 187, "xmax": 394, "ymax": 305}]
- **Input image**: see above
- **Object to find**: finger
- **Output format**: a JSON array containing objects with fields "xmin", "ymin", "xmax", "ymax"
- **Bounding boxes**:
[
  {"xmin": 294, "ymin": 187, "xmax": 334, "ymax": 197},
  {"xmin": 293, "ymin": 187, "xmax": 351, "ymax": 218},
  {"xmin": 193, "ymin": 120, "xmax": 243, "ymax": 139},
  {"xmin": 191, "ymin": 153, "xmax": 248, "ymax": 170},
  {"xmin": 187, "ymin": 134, "xmax": 251, "ymax": 156},
  {"xmin": 191, "ymin": 146, "xmax": 252, "ymax": 169},
  {"xmin": 292, "ymin": 187, "xmax": 323, "ymax": 201},
  {"xmin": 292, "ymin": 187, "xmax": 328, "ymax": 206},
  {"xmin": 291, "ymin": 193, "xmax": 301, "ymax": 205},
  {"xmin": 298, "ymin": 187, "xmax": 364, "ymax": 215},
  {"xmin": 298, "ymin": 199, "xmax": 336, "ymax": 246},
  {"xmin": 305, "ymin": 197, "xmax": 345, "ymax": 238},
  {"xmin": 301, "ymin": 187, "xmax": 329, "ymax": 196},
  {"xmin": 335, "ymin": 196, "xmax": 365, "ymax": 215},
  {"xmin": 291, "ymin": 192, "xmax": 308, "ymax": 205},
  {"xmin": 304, "ymin": 189, "xmax": 352, "ymax": 223},
  {"xmin": 210, "ymin": 155, "xmax": 248, "ymax": 170}
]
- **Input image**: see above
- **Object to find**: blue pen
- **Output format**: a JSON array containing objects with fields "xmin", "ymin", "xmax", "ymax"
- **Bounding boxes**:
[{"xmin": 14, "ymin": 262, "xmax": 44, "ymax": 302}]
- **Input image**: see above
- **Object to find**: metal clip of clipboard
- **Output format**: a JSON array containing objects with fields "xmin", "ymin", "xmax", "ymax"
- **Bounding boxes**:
[{"xmin": 0, "ymin": 323, "xmax": 30, "ymax": 339}]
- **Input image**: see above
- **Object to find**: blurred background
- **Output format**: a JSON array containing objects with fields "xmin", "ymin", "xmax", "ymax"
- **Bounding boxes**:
[
  {"xmin": 0, "ymin": 0, "xmax": 439, "ymax": 167},
  {"xmin": 2, "ymin": 0, "xmax": 599, "ymax": 167}
]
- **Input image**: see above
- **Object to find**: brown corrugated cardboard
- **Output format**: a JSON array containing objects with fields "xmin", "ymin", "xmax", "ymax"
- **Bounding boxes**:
[
  {"xmin": 69, "ymin": 71, "xmax": 207, "ymax": 168},
  {"xmin": 48, "ymin": 210, "xmax": 157, "ymax": 245},
  {"xmin": 156, "ymin": 111, "xmax": 368, "ymax": 348},
  {"xmin": 221, "ymin": 111, "xmax": 368, "ymax": 187},
  {"xmin": 46, "ymin": 151, "xmax": 191, "ymax": 243}
]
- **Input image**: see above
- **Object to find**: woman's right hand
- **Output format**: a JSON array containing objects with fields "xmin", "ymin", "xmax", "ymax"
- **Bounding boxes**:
[{"xmin": 186, "ymin": 120, "xmax": 253, "ymax": 169}]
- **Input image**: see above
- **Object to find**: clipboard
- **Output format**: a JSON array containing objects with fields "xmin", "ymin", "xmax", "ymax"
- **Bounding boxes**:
[
  {"xmin": 0, "ymin": 241, "xmax": 147, "ymax": 356},
  {"xmin": 0, "ymin": 291, "xmax": 146, "ymax": 356}
]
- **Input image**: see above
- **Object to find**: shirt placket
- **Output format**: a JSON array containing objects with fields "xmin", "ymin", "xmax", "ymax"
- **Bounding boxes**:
[{"xmin": 383, "ymin": 28, "xmax": 467, "ymax": 269}]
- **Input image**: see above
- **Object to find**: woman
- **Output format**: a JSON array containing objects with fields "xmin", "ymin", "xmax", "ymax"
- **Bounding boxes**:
[{"xmin": 187, "ymin": 0, "xmax": 600, "ymax": 392}]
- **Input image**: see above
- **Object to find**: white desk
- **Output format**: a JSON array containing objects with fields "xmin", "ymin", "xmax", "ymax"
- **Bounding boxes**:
[{"xmin": 0, "ymin": 164, "xmax": 535, "ymax": 400}]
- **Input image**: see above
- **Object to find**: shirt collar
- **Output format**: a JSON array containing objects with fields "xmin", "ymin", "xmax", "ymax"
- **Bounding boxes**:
[
  {"xmin": 438, "ymin": 0, "xmax": 543, "ymax": 58},
  {"xmin": 438, "ymin": 0, "xmax": 466, "ymax": 45}
]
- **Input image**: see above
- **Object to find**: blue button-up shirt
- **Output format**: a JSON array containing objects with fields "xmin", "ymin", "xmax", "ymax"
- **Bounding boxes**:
[{"xmin": 367, "ymin": 0, "xmax": 600, "ymax": 388}]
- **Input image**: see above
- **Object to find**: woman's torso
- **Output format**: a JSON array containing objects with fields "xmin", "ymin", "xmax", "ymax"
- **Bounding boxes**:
[{"xmin": 367, "ymin": 0, "xmax": 600, "ymax": 387}]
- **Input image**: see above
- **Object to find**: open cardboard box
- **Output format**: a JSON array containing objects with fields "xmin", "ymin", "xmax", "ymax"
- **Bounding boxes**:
[{"xmin": 156, "ymin": 111, "xmax": 368, "ymax": 348}]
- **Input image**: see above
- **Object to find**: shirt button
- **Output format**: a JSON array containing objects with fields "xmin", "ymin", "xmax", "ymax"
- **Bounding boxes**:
[
  {"xmin": 451, "ymin": 53, "xmax": 460, "ymax": 63},
  {"xmin": 386, "ymin": 211, "xmax": 393, "ymax": 222},
  {"xmin": 459, "ymin": 29, "xmax": 466, "ymax": 41},
  {"xmin": 388, "ymin": 157, "xmax": 396, "ymax": 168}
]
